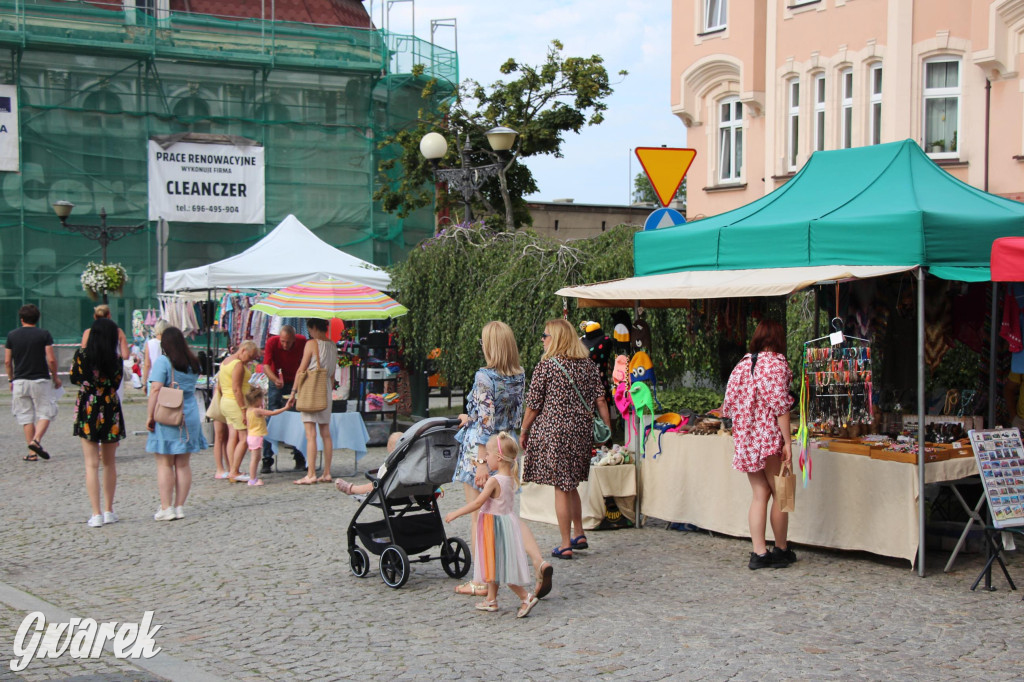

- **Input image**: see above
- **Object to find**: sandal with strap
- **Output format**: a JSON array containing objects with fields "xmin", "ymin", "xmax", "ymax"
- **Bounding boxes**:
[
  {"xmin": 535, "ymin": 561, "xmax": 553, "ymax": 600},
  {"xmin": 455, "ymin": 581, "xmax": 487, "ymax": 596},
  {"xmin": 570, "ymin": 535, "xmax": 589, "ymax": 550},
  {"xmin": 551, "ymin": 546, "xmax": 573, "ymax": 560},
  {"xmin": 29, "ymin": 440, "xmax": 50, "ymax": 460},
  {"xmin": 517, "ymin": 594, "xmax": 539, "ymax": 618},
  {"xmin": 474, "ymin": 599, "xmax": 498, "ymax": 612}
]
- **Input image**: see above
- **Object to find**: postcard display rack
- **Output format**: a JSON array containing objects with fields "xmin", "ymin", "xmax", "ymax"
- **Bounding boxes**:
[{"xmin": 967, "ymin": 428, "xmax": 1024, "ymax": 595}]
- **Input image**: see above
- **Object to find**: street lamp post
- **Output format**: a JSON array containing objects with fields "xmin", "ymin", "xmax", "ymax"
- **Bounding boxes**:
[
  {"xmin": 419, "ymin": 126, "xmax": 518, "ymax": 229},
  {"xmin": 52, "ymin": 201, "xmax": 147, "ymax": 303}
]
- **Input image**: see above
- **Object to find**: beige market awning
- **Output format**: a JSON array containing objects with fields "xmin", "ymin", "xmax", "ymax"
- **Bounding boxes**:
[{"xmin": 555, "ymin": 264, "xmax": 917, "ymax": 307}]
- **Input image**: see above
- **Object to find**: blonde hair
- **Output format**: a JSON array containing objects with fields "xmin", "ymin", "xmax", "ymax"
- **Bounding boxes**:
[
  {"xmin": 541, "ymin": 318, "xmax": 589, "ymax": 361},
  {"xmin": 488, "ymin": 431, "xmax": 521, "ymax": 488},
  {"xmin": 93, "ymin": 304, "xmax": 111, "ymax": 319},
  {"xmin": 244, "ymin": 387, "xmax": 266, "ymax": 408},
  {"xmin": 153, "ymin": 319, "xmax": 170, "ymax": 336},
  {"xmin": 237, "ymin": 339, "xmax": 258, "ymax": 357},
  {"xmin": 481, "ymin": 321, "xmax": 523, "ymax": 376}
]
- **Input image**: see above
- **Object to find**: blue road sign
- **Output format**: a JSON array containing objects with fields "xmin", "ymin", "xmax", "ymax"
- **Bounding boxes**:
[{"xmin": 643, "ymin": 207, "xmax": 686, "ymax": 231}]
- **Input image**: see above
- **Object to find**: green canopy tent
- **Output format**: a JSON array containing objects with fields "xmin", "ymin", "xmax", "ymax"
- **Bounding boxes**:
[
  {"xmin": 634, "ymin": 139, "xmax": 1024, "ymax": 281},
  {"xmin": 558, "ymin": 140, "xmax": 1024, "ymax": 576}
]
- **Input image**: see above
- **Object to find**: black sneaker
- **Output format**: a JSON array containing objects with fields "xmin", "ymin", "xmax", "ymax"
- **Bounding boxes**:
[
  {"xmin": 260, "ymin": 461, "xmax": 274, "ymax": 474},
  {"xmin": 771, "ymin": 545, "xmax": 797, "ymax": 566},
  {"xmin": 748, "ymin": 551, "xmax": 775, "ymax": 570}
]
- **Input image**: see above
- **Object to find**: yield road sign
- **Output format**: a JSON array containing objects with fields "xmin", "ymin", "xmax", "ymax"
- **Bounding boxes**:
[{"xmin": 635, "ymin": 147, "xmax": 696, "ymax": 207}]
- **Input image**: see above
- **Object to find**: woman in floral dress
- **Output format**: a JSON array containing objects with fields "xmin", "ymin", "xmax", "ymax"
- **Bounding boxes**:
[
  {"xmin": 521, "ymin": 319, "xmax": 612, "ymax": 560},
  {"xmin": 721, "ymin": 319, "xmax": 796, "ymax": 570},
  {"xmin": 71, "ymin": 318, "xmax": 126, "ymax": 528}
]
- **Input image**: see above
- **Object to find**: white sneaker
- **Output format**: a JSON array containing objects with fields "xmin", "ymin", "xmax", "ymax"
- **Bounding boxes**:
[
  {"xmin": 174, "ymin": 506, "xmax": 184, "ymax": 520},
  {"xmin": 87, "ymin": 515, "xmax": 104, "ymax": 528},
  {"xmin": 154, "ymin": 507, "xmax": 175, "ymax": 521},
  {"xmin": 103, "ymin": 511, "xmax": 119, "ymax": 524}
]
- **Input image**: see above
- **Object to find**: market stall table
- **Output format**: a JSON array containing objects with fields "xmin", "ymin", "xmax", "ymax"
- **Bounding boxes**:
[
  {"xmin": 265, "ymin": 412, "xmax": 370, "ymax": 476},
  {"xmin": 520, "ymin": 464, "xmax": 636, "ymax": 530},
  {"xmin": 641, "ymin": 434, "xmax": 977, "ymax": 566}
]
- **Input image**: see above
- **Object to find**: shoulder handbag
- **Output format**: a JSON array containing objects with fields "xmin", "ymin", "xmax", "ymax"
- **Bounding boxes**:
[
  {"xmin": 552, "ymin": 358, "xmax": 611, "ymax": 443},
  {"xmin": 205, "ymin": 384, "xmax": 224, "ymax": 422},
  {"xmin": 294, "ymin": 342, "xmax": 329, "ymax": 413},
  {"xmin": 154, "ymin": 365, "xmax": 185, "ymax": 427}
]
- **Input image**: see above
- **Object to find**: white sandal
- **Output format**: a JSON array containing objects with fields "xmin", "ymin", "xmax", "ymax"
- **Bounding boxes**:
[
  {"xmin": 517, "ymin": 593, "xmax": 539, "ymax": 618},
  {"xmin": 474, "ymin": 599, "xmax": 498, "ymax": 612}
]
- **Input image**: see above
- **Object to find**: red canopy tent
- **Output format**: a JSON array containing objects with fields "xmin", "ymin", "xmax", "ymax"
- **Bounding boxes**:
[{"xmin": 992, "ymin": 238, "xmax": 1024, "ymax": 281}]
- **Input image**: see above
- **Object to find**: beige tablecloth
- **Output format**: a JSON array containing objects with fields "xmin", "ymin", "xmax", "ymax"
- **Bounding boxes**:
[
  {"xmin": 520, "ymin": 464, "xmax": 637, "ymax": 530},
  {"xmin": 640, "ymin": 434, "xmax": 978, "ymax": 565}
]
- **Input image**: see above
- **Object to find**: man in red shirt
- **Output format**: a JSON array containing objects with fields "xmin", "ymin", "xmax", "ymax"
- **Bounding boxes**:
[{"xmin": 262, "ymin": 325, "xmax": 307, "ymax": 473}]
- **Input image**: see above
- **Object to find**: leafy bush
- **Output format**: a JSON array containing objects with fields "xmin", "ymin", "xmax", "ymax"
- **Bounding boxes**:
[{"xmin": 657, "ymin": 386, "xmax": 724, "ymax": 415}]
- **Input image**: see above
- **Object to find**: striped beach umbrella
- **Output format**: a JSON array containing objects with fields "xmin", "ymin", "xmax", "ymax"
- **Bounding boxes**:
[{"xmin": 250, "ymin": 278, "xmax": 408, "ymax": 321}]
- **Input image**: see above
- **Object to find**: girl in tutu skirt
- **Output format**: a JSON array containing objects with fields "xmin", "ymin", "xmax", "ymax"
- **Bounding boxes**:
[{"xmin": 445, "ymin": 432, "xmax": 539, "ymax": 618}]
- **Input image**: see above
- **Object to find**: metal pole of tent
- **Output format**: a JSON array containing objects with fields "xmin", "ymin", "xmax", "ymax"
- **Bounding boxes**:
[
  {"xmin": 633, "ymin": 300, "xmax": 643, "ymax": 528},
  {"xmin": 917, "ymin": 267, "xmax": 927, "ymax": 577},
  {"xmin": 989, "ymin": 282, "xmax": 998, "ymax": 429}
]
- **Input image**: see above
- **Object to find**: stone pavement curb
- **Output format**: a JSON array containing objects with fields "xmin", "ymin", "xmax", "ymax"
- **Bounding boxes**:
[{"xmin": 0, "ymin": 581, "xmax": 219, "ymax": 682}]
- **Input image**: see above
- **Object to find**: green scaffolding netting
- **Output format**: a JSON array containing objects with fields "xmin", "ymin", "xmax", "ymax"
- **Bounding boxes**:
[{"xmin": 0, "ymin": 0, "xmax": 456, "ymax": 342}]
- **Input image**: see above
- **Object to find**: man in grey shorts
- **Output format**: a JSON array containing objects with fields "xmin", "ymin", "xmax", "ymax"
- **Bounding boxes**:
[{"xmin": 5, "ymin": 304, "xmax": 61, "ymax": 461}]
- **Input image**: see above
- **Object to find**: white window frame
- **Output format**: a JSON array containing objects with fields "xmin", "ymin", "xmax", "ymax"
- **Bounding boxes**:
[
  {"xmin": 923, "ymin": 57, "xmax": 961, "ymax": 159},
  {"xmin": 840, "ymin": 68, "xmax": 853, "ymax": 149},
  {"xmin": 813, "ymin": 73, "xmax": 826, "ymax": 152},
  {"xmin": 869, "ymin": 64, "xmax": 882, "ymax": 145},
  {"xmin": 787, "ymin": 78, "xmax": 800, "ymax": 171},
  {"xmin": 704, "ymin": 0, "xmax": 727, "ymax": 32},
  {"xmin": 718, "ymin": 97, "xmax": 743, "ymax": 183}
]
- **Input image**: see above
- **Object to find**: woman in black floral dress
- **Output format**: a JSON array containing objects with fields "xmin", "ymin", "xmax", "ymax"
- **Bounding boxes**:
[
  {"xmin": 71, "ymin": 318, "xmax": 126, "ymax": 528},
  {"xmin": 521, "ymin": 319, "xmax": 611, "ymax": 560}
]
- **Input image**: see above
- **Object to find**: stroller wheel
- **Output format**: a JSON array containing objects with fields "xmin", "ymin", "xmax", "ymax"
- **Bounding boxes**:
[
  {"xmin": 441, "ymin": 537, "xmax": 471, "ymax": 579},
  {"xmin": 349, "ymin": 546, "xmax": 370, "ymax": 578},
  {"xmin": 379, "ymin": 545, "xmax": 410, "ymax": 588}
]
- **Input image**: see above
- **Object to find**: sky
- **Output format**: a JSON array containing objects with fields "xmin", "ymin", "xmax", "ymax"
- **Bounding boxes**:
[{"xmin": 377, "ymin": 0, "xmax": 685, "ymax": 206}]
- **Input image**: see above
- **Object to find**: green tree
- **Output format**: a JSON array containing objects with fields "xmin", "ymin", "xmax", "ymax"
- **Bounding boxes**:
[
  {"xmin": 389, "ymin": 223, "xmax": 722, "ymax": 391},
  {"xmin": 632, "ymin": 171, "xmax": 686, "ymax": 212},
  {"xmin": 375, "ymin": 41, "xmax": 626, "ymax": 229}
]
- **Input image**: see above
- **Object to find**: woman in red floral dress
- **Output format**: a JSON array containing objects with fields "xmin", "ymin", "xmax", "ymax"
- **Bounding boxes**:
[{"xmin": 721, "ymin": 319, "xmax": 796, "ymax": 570}]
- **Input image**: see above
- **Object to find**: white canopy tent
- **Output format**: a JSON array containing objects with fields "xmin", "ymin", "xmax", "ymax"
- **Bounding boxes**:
[
  {"xmin": 555, "ymin": 265, "xmax": 916, "ymax": 307},
  {"xmin": 163, "ymin": 214, "xmax": 391, "ymax": 293}
]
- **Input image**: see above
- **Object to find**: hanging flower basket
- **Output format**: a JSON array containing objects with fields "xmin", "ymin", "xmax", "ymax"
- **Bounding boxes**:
[{"xmin": 81, "ymin": 262, "xmax": 128, "ymax": 299}]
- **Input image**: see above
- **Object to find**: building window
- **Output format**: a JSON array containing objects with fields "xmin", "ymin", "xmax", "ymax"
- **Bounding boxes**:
[
  {"xmin": 719, "ymin": 98, "xmax": 743, "ymax": 182},
  {"xmin": 869, "ymin": 64, "xmax": 882, "ymax": 145},
  {"xmin": 554, "ymin": 219, "xmax": 559, "ymax": 231},
  {"xmin": 924, "ymin": 58, "xmax": 960, "ymax": 156},
  {"xmin": 787, "ymin": 79, "xmax": 800, "ymax": 170},
  {"xmin": 840, "ymin": 68, "xmax": 853, "ymax": 149},
  {"xmin": 813, "ymin": 74, "xmax": 825, "ymax": 152},
  {"xmin": 601, "ymin": 220, "xmax": 606, "ymax": 232},
  {"xmin": 173, "ymin": 96, "xmax": 211, "ymax": 134},
  {"xmin": 704, "ymin": 0, "xmax": 727, "ymax": 32}
]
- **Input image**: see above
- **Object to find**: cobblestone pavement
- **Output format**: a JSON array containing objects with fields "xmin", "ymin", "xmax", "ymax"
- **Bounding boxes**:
[{"xmin": 1, "ymin": 400, "xmax": 1023, "ymax": 680}]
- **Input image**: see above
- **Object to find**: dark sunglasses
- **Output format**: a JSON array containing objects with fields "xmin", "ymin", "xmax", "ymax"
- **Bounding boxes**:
[{"xmin": 541, "ymin": 333, "xmax": 550, "ymax": 339}]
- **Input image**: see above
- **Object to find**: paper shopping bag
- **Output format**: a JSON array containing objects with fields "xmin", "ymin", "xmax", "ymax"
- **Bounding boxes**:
[{"xmin": 774, "ymin": 464, "xmax": 796, "ymax": 513}]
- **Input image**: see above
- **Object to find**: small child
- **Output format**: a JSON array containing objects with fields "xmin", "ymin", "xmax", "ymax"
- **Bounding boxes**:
[
  {"xmin": 243, "ymin": 387, "xmax": 293, "ymax": 486},
  {"xmin": 445, "ymin": 431, "xmax": 538, "ymax": 618}
]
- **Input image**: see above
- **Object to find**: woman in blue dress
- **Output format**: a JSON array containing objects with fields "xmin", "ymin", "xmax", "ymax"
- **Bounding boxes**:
[
  {"xmin": 146, "ymin": 325, "xmax": 209, "ymax": 521},
  {"xmin": 451, "ymin": 321, "xmax": 552, "ymax": 600}
]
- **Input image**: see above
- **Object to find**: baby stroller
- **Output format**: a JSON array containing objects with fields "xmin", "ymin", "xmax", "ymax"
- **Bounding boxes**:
[{"xmin": 347, "ymin": 417, "xmax": 472, "ymax": 588}]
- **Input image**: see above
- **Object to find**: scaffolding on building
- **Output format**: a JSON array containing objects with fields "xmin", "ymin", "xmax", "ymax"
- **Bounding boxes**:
[{"xmin": 0, "ymin": 0, "xmax": 457, "ymax": 341}]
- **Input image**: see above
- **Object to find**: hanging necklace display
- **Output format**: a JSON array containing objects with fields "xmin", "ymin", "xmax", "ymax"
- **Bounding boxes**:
[{"xmin": 795, "ymin": 317, "xmax": 873, "ymax": 488}]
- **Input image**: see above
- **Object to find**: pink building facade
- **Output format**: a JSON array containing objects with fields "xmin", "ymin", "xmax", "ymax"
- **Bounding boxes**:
[{"xmin": 672, "ymin": 0, "xmax": 1024, "ymax": 219}]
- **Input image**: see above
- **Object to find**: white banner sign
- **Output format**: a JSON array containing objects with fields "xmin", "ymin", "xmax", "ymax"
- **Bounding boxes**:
[
  {"xmin": 147, "ymin": 140, "xmax": 264, "ymax": 223},
  {"xmin": 0, "ymin": 85, "xmax": 19, "ymax": 173}
]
